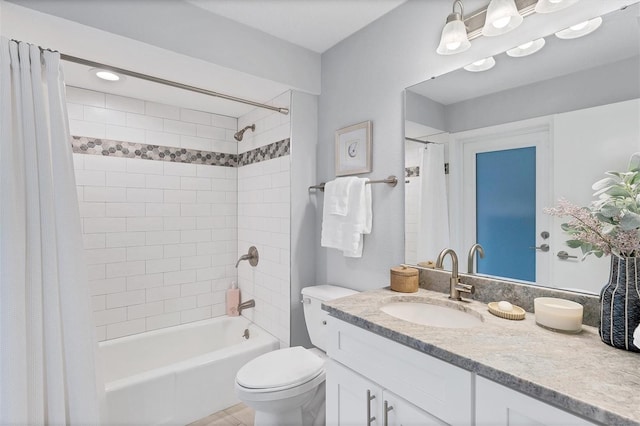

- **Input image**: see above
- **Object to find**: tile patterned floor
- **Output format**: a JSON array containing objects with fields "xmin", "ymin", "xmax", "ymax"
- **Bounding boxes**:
[{"xmin": 188, "ymin": 403, "xmax": 254, "ymax": 426}]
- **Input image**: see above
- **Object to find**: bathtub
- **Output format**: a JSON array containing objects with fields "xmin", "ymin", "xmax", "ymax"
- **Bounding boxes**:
[{"xmin": 100, "ymin": 316, "xmax": 279, "ymax": 425}]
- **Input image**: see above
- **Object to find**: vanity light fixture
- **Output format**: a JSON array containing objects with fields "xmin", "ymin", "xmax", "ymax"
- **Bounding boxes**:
[
  {"xmin": 90, "ymin": 68, "xmax": 122, "ymax": 82},
  {"xmin": 506, "ymin": 38, "xmax": 545, "ymax": 57},
  {"xmin": 463, "ymin": 56, "xmax": 496, "ymax": 72},
  {"xmin": 436, "ymin": 0, "xmax": 471, "ymax": 55},
  {"xmin": 555, "ymin": 16, "xmax": 602, "ymax": 39},
  {"xmin": 482, "ymin": 0, "xmax": 523, "ymax": 37},
  {"xmin": 534, "ymin": 0, "xmax": 579, "ymax": 14}
]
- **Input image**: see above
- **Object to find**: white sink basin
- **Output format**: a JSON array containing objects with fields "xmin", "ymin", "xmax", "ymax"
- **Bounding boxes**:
[{"xmin": 380, "ymin": 301, "xmax": 482, "ymax": 328}]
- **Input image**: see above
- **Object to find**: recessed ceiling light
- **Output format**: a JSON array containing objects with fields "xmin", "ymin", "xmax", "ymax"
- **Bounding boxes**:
[
  {"xmin": 555, "ymin": 16, "xmax": 602, "ymax": 39},
  {"xmin": 506, "ymin": 38, "xmax": 546, "ymax": 57},
  {"xmin": 90, "ymin": 68, "xmax": 123, "ymax": 82},
  {"xmin": 464, "ymin": 56, "xmax": 496, "ymax": 72}
]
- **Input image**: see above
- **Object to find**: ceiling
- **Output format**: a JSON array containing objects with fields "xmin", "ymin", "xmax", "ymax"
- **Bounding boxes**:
[
  {"xmin": 186, "ymin": 0, "xmax": 407, "ymax": 53},
  {"xmin": 408, "ymin": 1, "xmax": 640, "ymax": 105},
  {"xmin": 7, "ymin": 0, "xmax": 407, "ymax": 118}
]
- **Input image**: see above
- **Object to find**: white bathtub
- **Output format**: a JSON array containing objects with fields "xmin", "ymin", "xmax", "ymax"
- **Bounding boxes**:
[{"xmin": 100, "ymin": 316, "xmax": 279, "ymax": 425}]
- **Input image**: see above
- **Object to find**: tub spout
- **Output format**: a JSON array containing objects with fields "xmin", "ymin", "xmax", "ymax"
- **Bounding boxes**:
[{"xmin": 238, "ymin": 299, "xmax": 255, "ymax": 314}]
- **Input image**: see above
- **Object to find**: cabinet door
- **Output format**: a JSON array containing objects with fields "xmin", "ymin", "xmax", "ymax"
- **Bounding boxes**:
[
  {"xmin": 476, "ymin": 377, "xmax": 597, "ymax": 426},
  {"xmin": 326, "ymin": 359, "xmax": 382, "ymax": 426},
  {"xmin": 383, "ymin": 389, "xmax": 448, "ymax": 426}
]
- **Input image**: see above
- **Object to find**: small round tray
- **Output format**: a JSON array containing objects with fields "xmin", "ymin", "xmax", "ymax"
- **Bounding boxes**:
[{"xmin": 488, "ymin": 302, "xmax": 526, "ymax": 320}]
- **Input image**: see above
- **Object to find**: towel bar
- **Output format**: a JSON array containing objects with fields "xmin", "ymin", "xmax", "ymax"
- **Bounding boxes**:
[{"xmin": 309, "ymin": 175, "xmax": 397, "ymax": 192}]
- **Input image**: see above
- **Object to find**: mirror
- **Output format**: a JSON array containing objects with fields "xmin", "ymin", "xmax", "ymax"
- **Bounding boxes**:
[{"xmin": 404, "ymin": 4, "xmax": 640, "ymax": 294}]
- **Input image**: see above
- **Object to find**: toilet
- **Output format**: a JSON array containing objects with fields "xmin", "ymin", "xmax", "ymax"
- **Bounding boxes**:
[{"xmin": 235, "ymin": 285, "xmax": 358, "ymax": 426}]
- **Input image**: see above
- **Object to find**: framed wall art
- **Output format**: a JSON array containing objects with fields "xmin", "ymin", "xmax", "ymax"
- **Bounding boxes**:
[{"xmin": 335, "ymin": 120, "xmax": 372, "ymax": 176}]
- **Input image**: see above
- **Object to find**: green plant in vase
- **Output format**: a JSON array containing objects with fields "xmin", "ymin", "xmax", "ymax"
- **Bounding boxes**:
[{"xmin": 545, "ymin": 152, "xmax": 640, "ymax": 351}]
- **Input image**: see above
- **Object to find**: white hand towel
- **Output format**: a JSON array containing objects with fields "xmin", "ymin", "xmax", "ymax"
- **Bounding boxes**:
[
  {"xmin": 342, "ymin": 178, "xmax": 371, "ymax": 257},
  {"xmin": 634, "ymin": 324, "xmax": 640, "ymax": 349},
  {"xmin": 324, "ymin": 176, "xmax": 357, "ymax": 216},
  {"xmin": 321, "ymin": 177, "xmax": 372, "ymax": 258}
]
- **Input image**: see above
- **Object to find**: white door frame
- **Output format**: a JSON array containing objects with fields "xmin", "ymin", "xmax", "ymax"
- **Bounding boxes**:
[{"xmin": 449, "ymin": 117, "xmax": 553, "ymax": 285}]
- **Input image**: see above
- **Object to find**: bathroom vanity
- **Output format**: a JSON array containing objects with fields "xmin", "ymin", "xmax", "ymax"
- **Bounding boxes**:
[{"xmin": 323, "ymin": 288, "xmax": 640, "ymax": 425}]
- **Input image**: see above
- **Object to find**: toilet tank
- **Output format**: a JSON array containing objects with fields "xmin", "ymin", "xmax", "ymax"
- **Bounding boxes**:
[{"xmin": 301, "ymin": 285, "xmax": 358, "ymax": 351}]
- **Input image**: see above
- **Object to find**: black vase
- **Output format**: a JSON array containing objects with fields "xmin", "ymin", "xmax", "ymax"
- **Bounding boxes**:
[{"xmin": 599, "ymin": 255, "xmax": 640, "ymax": 352}]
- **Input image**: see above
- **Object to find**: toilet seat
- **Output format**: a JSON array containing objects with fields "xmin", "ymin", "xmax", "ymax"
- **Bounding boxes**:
[
  {"xmin": 236, "ymin": 369, "xmax": 326, "ymax": 402},
  {"xmin": 236, "ymin": 346, "xmax": 324, "ymax": 391}
]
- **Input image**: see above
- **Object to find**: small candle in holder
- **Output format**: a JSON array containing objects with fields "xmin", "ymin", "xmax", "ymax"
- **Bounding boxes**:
[{"xmin": 534, "ymin": 297, "xmax": 583, "ymax": 333}]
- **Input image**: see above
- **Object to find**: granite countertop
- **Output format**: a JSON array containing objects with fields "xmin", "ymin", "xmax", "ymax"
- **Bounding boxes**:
[{"xmin": 323, "ymin": 287, "xmax": 640, "ymax": 426}]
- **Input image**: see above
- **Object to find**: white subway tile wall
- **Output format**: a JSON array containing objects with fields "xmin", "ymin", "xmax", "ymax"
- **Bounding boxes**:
[
  {"xmin": 70, "ymin": 87, "xmax": 240, "ymax": 341},
  {"xmin": 237, "ymin": 92, "xmax": 292, "ymax": 347},
  {"xmin": 237, "ymin": 92, "xmax": 291, "ymax": 155},
  {"xmin": 67, "ymin": 86, "xmax": 238, "ymax": 152}
]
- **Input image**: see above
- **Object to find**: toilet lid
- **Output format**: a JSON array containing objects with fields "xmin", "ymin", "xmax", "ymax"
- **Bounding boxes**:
[{"xmin": 236, "ymin": 346, "xmax": 324, "ymax": 390}]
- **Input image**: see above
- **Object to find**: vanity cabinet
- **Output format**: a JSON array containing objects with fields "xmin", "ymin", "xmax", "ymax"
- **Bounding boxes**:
[
  {"xmin": 326, "ymin": 316, "xmax": 599, "ymax": 426},
  {"xmin": 326, "ymin": 317, "xmax": 473, "ymax": 425},
  {"xmin": 476, "ymin": 376, "xmax": 597, "ymax": 426},
  {"xmin": 326, "ymin": 359, "xmax": 445, "ymax": 425}
]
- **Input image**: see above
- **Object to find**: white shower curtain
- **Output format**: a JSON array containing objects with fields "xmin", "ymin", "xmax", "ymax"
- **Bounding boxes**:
[
  {"xmin": 0, "ymin": 38, "xmax": 102, "ymax": 424},
  {"xmin": 416, "ymin": 144, "xmax": 450, "ymax": 263}
]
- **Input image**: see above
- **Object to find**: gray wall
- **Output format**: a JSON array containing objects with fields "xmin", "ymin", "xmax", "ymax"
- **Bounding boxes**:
[
  {"xmin": 446, "ymin": 56, "xmax": 640, "ymax": 133},
  {"xmin": 405, "ymin": 90, "xmax": 447, "ymax": 132},
  {"xmin": 290, "ymin": 91, "xmax": 318, "ymax": 347},
  {"xmin": 315, "ymin": 0, "xmax": 621, "ymax": 290}
]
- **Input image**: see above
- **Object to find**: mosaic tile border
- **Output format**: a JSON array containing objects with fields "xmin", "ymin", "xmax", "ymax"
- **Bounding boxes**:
[
  {"xmin": 238, "ymin": 139, "xmax": 290, "ymax": 167},
  {"xmin": 404, "ymin": 163, "xmax": 449, "ymax": 177},
  {"xmin": 71, "ymin": 136, "xmax": 290, "ymax": 167},
  {"xmin": 406, "ymin": 166, "xmax": 419, "ymax": 178}
]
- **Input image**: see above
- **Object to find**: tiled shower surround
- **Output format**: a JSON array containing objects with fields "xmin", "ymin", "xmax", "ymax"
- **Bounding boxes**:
[{"xmin": 69, "ymin": 87, "xmax": 291, "ymax": 344}]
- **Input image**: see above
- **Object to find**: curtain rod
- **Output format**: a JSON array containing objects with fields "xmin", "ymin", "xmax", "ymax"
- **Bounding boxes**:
[
  {"xmin": 59, "ymin": 53, "xmax": 290, "ymax": 115},
  {"xmin": 405, "ymin": 137, "xmax": 442, "ymax": 145}
]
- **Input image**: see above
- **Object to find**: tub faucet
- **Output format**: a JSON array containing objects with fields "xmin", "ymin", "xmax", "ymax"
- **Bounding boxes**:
[
  {"xmin": 238, "ymin": 299, "xmax": 255, "ymax": 314},
  {"xmin": 467, "ymin": 243, "xmax": 485, "ymax": 274},
  {"xmin": 435, "ymin": 248, "xmax": 475, "ymax": 301},
  {"xmin": 236, "ymin": 246, "xmax": 259, "ymax": 268}
]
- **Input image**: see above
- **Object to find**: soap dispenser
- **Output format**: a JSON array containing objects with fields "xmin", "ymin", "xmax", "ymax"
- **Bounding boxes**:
[{"xmin": 226, "ymin": 281, "xmax": 240, "ymax": 316}]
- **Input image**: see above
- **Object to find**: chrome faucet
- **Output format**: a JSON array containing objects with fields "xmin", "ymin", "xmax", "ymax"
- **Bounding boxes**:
[
  {"xmin": 435, "ymin": 248, "xmax": 475, "ymax": 301},
  {"xmin": 235, "ymin": 246, "xmax": 259, "ymax": 268},
  {"xmin": 238, "ymin": 299, "xmax": 255, "ymax": 314},
  {"xmin": 467, "ymin": 243, "xmax": 485, "ymax": 274}
]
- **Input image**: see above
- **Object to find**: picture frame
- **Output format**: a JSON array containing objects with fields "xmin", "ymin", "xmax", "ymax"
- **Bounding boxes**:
[{"xmin": 335, "ymin": 120, "xmax": 372, "ymax": 176}]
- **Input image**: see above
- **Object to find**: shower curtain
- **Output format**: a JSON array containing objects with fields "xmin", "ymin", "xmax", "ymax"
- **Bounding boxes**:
[
  {"xmin": 0, "ymin": 38, "xmax": 102, "ymax": 424},
  {"xmin": 416, "ymin": 144, "xmax": 450, "ymax": 263}
]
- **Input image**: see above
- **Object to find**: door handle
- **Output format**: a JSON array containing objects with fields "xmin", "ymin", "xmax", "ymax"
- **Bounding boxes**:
[
  {"xmin": 529, "ymin": 244, "xmax": 549, "ymax": 252},
  {"xmin": 557, "ymin": 251, "xmax": 578, "ymax": 260}
]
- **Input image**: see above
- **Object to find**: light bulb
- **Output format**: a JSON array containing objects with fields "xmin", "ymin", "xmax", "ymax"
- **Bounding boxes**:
[
  {"xmin": 556, "ymin": 17, "xmax": 602, "ymax": 39},
  {"xmin": 518, "ymin": 41, "xmax": 533, "ymax": 50},
  {"xmin": 506, "ymin": 38, "xmax": 545, "ymax": 57},
  {"xmin": 447, "ymin": 41, "xmax": 462, "ymax": 51},
  {"xmin": 464, "ymin": 56, "xmax": 496, "ymax": 72},
  {"xmin": 570, "ymin": 21, "xmax": 589, "ymax": 31},
  {"xmin": 492, "ymin": 16, "xmax": 511, "ymax": 29}
]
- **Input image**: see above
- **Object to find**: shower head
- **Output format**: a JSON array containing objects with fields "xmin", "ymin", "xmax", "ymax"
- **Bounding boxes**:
[{"xmin": 234, "ymin": 124, "xmax": 255, "ymax": 142}]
